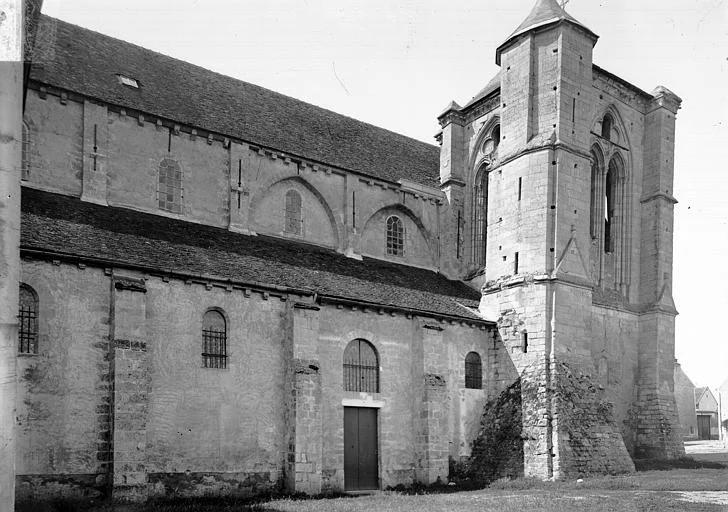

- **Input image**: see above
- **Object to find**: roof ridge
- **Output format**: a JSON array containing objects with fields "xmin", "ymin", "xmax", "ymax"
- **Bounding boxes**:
[{"xmin": 37, "ymin": 14, "xmax": 438, "ymax": 152}]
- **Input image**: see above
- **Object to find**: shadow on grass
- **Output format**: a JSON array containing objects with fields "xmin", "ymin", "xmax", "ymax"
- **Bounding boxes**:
[
  {"xmin": 634, "ymin": 457, "xmax": 727, "ymax": 471},
  {"xmin": 15, "ymin": 491, "xmax": 361, "ymax": 512}
]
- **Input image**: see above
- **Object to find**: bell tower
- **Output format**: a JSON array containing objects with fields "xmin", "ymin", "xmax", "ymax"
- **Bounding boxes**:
[{"xmin": 481, "ymin": 0, "xmax": 637, "ymax": 478}]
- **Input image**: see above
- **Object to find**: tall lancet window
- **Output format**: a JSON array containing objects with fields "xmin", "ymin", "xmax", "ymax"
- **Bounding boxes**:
[
  {"xmin": 589, "ymin": 146, "xmax": 604, "ymax": 240},
  {"xmin": 472, "ymin": 164, "xmax": 489, "ymax": 267},
  {"xmin": 604, "ymin": 164, "xmax": 615, "ymax": 253},
  {"xmin": 604, "ymin": 156, "xmax": 624, "ymax": 254}
]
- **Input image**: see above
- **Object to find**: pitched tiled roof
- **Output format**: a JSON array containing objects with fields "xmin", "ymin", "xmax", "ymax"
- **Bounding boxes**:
[
  {"xmin": 30, "ymin": 16, "xmax": 441, "ymax": 187},
  {"xmin": 463, "ymin": 72, "xmax": 501, "ymax": 109},
  {"xmin": 21, "ymin": 188, "xmax": 486, "ymax": 322}
]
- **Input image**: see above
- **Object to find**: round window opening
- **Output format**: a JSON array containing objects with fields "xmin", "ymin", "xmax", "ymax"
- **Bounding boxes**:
[{"xmin": 483, "ymin": 138, "xmax": 495, "ymax": 155}]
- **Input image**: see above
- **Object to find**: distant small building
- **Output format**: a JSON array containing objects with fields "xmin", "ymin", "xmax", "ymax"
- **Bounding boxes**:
[
  {"xmin": 674, "ymin": 361, "xmax": 698, "ymax": 440},
  {"xmin": 718, "ymin": 378, "xmax": 728, "ymax": 442},
  {"xmin": 695, "ymin": 387, "xmax": 720, "ymax": 440}
]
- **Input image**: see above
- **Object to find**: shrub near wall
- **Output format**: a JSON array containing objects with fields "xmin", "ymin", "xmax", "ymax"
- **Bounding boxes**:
[{"xmin": 453, "ymin": 379, "xmax": 524, "ymax": 486}]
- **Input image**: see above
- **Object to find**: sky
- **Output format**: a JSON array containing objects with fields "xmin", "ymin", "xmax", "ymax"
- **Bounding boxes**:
[{"xmin": 40, "ymin": 0, "xmax": 728, "ymax": 389}]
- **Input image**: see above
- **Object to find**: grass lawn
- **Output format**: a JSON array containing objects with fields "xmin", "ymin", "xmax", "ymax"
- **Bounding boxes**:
[
  {"xmin": 22, "ymin": 467, "xmax": 728, "ymax": 512},
  {"xmin": 261, "ymin": 469, "xmax": 728, "ymax": 512}
]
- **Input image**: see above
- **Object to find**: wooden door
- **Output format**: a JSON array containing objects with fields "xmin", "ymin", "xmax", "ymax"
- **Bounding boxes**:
[
  {"xmin": 697, "ymin": 414, "xmax": 711, "ymax": 440},
  {"xmin": 344, "ymin": 407, "xmax": 378, "ymax": 490}
]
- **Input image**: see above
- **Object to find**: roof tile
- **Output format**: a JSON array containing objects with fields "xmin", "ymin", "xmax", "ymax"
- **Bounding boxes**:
[
  {"xmin": 21, "ymin": 188, "xmax": 485, "ymax": 322},
  {"xmin": 31, "ymin": 16, "xmax": 441, "ymax": 187}
]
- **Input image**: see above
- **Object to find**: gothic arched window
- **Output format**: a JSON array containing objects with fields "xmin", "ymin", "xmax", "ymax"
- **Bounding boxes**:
[
  {"xmin": 386, "ymin": 215, "xmax": 404, "ymax": 256},
  {"xmin": 491, "ymin": 125, "xmax": 501, "ymax": 152},
  {"xmin": 465, "ymin": 352, "xmax": 482, "ymax": 389},
  {"xmin": 604, "ymin": 156, "xmax": 624, "ymax": 254},
  {"xmin": 18, "ymin": 284, "xmax": 38, "ymax": 354},
  {"xmin": 284, "ymin": 189, "xmax": 302, "ymax": 235},
  {"xmin": 343, "ymin": 339, "xmax": 379, "ymax": 393},
  {"xmin": 158, "ymin": 158, "xmax": 183, "ymax": 213},
  {"xmin": 601, "ymin": 114, "xmax": 613, "ymax": 141},
  {"xmin": 202, "ymin": 309, "xmax": 227, "ymax": 369},
  {"xmin": 471, "ymin": 164, "xmax": 489, "ymax": 267},
  {"xmin": 21, "ymin": 122, "xmax": 30, "ymax": 181},
  {"xmin": 604, "ymin": 164, "xmax": 614, "ymax": 253},
  {"xmin": 590, "ymin": 145, "xmax": 604, "ymax": 239}
]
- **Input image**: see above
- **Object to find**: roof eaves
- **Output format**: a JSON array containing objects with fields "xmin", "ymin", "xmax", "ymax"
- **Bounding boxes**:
[
  {"xmin": 496, "ymin": 18, "xmax": 598, "ymax": 65},
  {"xmin": 26, "ymin": 79, "xmax": 426, "ymax": 190},
  {"xmin": 592, "ymin": 64, "xmax": 653, "ymax": 100},
  {"xmin": 317, "ymin": 294, "xmax": 494, "ymax": 326}
]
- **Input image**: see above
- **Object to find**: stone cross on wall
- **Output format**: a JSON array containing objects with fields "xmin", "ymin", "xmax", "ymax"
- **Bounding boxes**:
[
  {"xmin": 231, "ymin": 159, "xmax": 249, "ymax": 209},
  {"xmin": 560, "ymin": 0, "xmax": 570, "ymax": 8}
]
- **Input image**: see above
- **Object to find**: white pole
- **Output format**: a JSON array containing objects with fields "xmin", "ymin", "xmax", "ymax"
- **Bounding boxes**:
[{"xmin": 0, "ymin": 1, "xmax": 24, "ymax": 511}]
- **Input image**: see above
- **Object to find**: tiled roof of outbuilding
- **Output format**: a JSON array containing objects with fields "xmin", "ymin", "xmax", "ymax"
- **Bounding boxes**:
[
  {"xmin": 21, "ymin": 188, "xmax": 486, "ymax": 322},
  {"xmin": 30, "ymin": 16, "xmax": 441, "ymax": 187}
]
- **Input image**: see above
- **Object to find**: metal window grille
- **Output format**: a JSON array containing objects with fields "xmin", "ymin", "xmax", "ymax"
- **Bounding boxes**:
[
  {"xmin": 465, "ymin": 352, "xmax": 482, "ymax": 389},
  {"xmin": 18, "ymin": 285, "xmax": 38, "ymax": 354},
  {"xmin": 202, "ymin": 310, "xmax": 227, "ymax": 369},
  {"xmin": 343, "ymin": 339, "xmax": 379, "ymax": 393},
  {"xmin": 386, "ymin": 216, "xmax": 404, "ymax": 256},
  {"xmin": 284, "ymin": 189, "xmax": 303, "ymax": 235},
  {"xmin": 158, "ymin": 158, "xmax": 183, "ymax": 213}
]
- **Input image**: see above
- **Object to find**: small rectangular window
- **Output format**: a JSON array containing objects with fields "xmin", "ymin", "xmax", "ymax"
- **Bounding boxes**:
[
  {"xmin": 514, "ymin": 252, "xmax": 519, "ymax": 274},
  {"xmin": 117, "ymin": 75, "xmax": 139, "ymax": 88},
  {"xmin": 518, "ymin": 177, "xmax": 522, "ymax": 201},
  {"xmin": 521, "ymin": 332, "xmax": 528, "ymax": 353}
]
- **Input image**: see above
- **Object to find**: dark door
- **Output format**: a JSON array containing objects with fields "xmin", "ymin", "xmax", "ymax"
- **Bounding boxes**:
[
  {"xmin": 344, "ymin": 407, "xmax": 378, "ymax": 490},
  {"xmin": 697, "ymin": 415, "xmax": 711, "ymax": 440}
]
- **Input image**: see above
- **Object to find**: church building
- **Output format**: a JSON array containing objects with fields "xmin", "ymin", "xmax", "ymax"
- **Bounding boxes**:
[{"xmin": 16, "ymin": 0, "xmax": 683, "ymax": 502}]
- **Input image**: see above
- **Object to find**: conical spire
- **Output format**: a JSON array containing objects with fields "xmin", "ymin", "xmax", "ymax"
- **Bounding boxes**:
[{"xmin": 496, "ymin": 0, "xmax": 597, "ymax": 65}]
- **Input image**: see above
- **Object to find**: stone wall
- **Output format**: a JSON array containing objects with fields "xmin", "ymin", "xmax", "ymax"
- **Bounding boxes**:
[
  {"xmin": 16, "ymin": 261, "xmax": 110, "ymax": 501},
  {"xmin": 23, "ymin": 88, "xmax": 446, "ymax": 271},
  {"xmin": 673, "ymin": 363, "xmax": 698, "ymax": 439},
  {"xmin": 16, "ymin": 258, "xmax": 493, "ymax": 501}
]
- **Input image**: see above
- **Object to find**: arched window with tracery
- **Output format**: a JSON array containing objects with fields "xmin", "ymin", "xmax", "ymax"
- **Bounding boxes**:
[
  {"xmin": 601, "ymin": 114, "xmax": 613, "ymax": 141},
  {"xmin": 386, "ymin": 215, "xmax": 404, "ymax": 256},
  {"xmin": 202, "ymin": 309, "xmax": 227, "ymax": 369},
  {"xmin": 343, "ymin": 339, "xmax": 379, "ymax": 393},
  {"xmin": 464, "ymin": 352, "xmax": 482, "ymax": 389},
  {"xmin": 471, "ymin": 164, "xmax": 489, "ymax": 267},
  {"xmin": 284, "ymin": 189, "xmax": 302, "ymax": 235},
  {"xmin": 18, "ymin": 284, "xmax": 38, "ymax": 354}
]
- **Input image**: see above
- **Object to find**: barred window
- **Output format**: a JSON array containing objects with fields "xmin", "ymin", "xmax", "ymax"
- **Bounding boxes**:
[
  {"xmin": 465, "ymin": 352, "xmax": 482, "ymax": 389},
  {"xmin": 284, "ymin": 189, "xmax": 302, "ymax": 235},
  {"xmin": 386, "ymin": 215, "xmax": 404, "ymax": 256},
  {"xmin": 202, "ymin": 309, "xmax": 227, "ymax": 369},
  {"xmin": 158, "ymin": 158, "xmax": 183, "ymax": 213},
  {"xmin": 18, "ymin": 284, "xmax": 38, "ymax": 354},
  {"xmin": 343, "ymin": 339, "xmax": 379, "ymax": 393}
]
